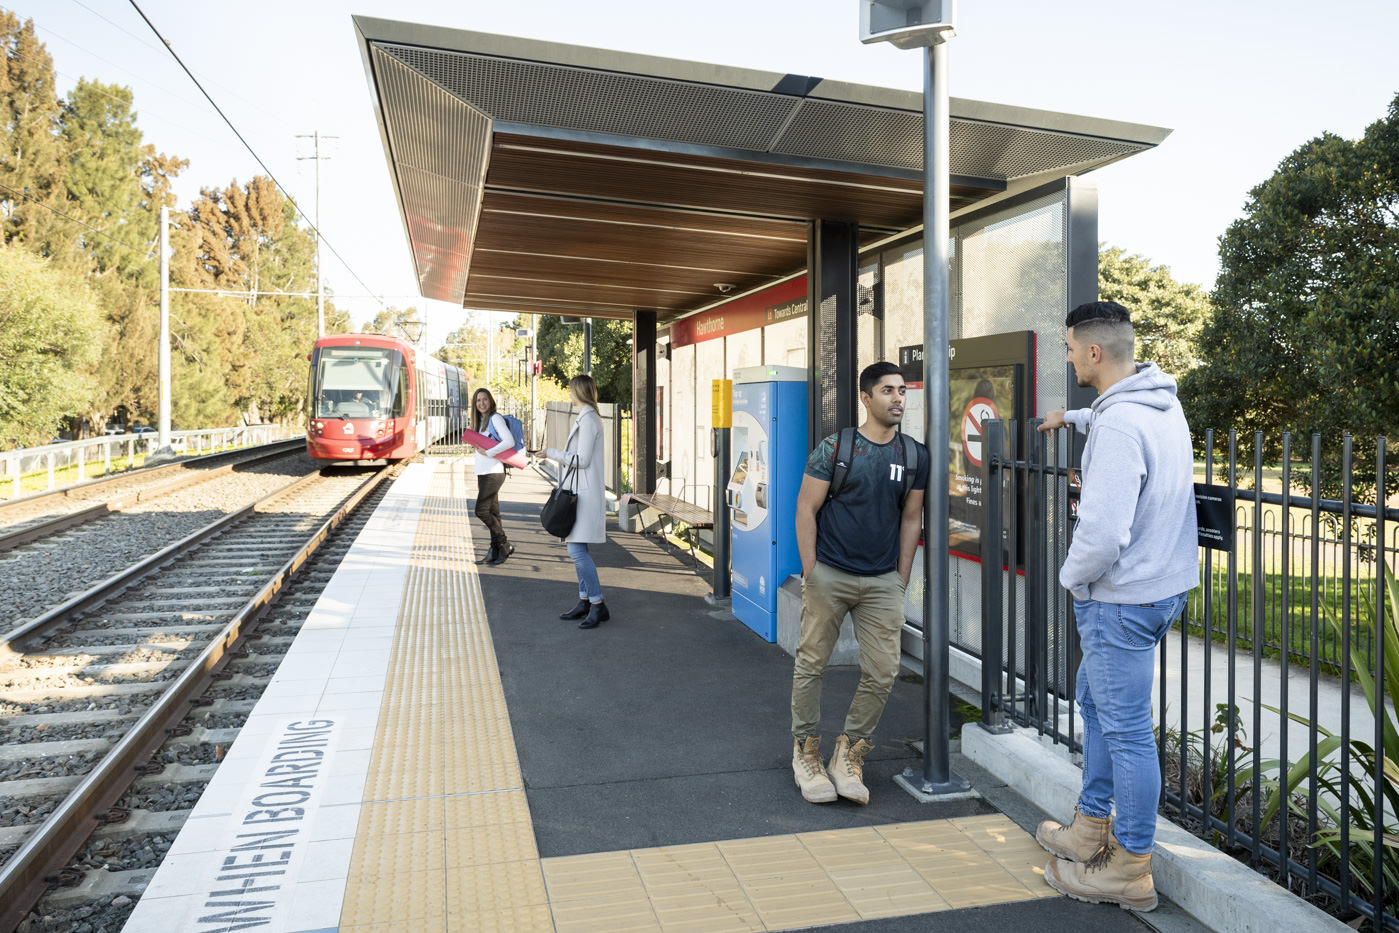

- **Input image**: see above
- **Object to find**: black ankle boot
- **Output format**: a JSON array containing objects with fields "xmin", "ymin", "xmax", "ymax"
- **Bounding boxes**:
[
  {"xmin": 488, "ymin": 543, "xmax": 514, "ymax": 565},
  {"xmin": 578, "ymin": 601, "xmax": 609, "ymax": 629},
  {"xmin": 560, "ymin": 599, "xmax": 590, "ymax": 620},
  {"xmin": 476, "ymin": 545, "xmax": 499, "ymax": 565}
]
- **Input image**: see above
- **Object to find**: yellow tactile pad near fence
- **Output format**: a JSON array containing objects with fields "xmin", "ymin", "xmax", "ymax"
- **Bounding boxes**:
[{"xmin": 339, "ymin": 459, "xmax": 1058, "ymax": 932}]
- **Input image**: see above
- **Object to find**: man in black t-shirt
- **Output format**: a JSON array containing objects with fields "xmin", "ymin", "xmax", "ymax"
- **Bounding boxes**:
[{"xmin": 790, "ymin": 361, "xmax": 929, "ymax": 805}]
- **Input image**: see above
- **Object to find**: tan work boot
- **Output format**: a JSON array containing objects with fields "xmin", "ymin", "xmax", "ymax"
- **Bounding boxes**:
[
  {"xmin": 1043, "ymin": 833, "xmax": 1157, "ymax": 912},
  {"xmin": 827, "ymin": 734, "xmax": 873, "ymax": 804},
  {"xmin": 792, "ymin": 736, "xmax": 836, "ymax": 803},
  {"xmin": 1036, "ymin": 807, "xmax": 1111, "ymax": 862}
]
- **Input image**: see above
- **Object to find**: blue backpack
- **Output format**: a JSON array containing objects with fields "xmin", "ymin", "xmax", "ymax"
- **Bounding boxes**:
[{"xmin": 487, "ymin": 412, "xmax": 526, "ymax": 455}]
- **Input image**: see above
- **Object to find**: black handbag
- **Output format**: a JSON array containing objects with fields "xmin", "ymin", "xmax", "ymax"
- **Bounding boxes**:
[{"xmin": 540, "ymin": 456, "xmax": 579, "ymax": 538}]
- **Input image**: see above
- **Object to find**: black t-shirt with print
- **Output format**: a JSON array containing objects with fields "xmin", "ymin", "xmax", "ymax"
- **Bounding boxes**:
[{"xmin": 806, "ymin": 430, "xmax": 929, "ymax": 576}]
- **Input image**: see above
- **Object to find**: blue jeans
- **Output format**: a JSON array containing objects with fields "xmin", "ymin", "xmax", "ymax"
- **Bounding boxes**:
[
  {"xmin": 1073, "ymin": 593, "xmax": 1187, "ymax": 854},
  {"xmin": 566, "ymin": 542, "xmax": 602, "ymax": 601}
]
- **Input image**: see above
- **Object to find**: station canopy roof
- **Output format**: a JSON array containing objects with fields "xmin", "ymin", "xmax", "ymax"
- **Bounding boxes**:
[{"xmin": 354, "ymin": 16, "xmax": 1170, "ymax": 324}]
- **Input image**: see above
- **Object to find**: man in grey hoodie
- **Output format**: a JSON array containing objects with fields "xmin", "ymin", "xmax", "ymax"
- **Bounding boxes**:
[{"xmin": 1033, "ymin": 301, "xmax": 1199, "ymax": 912}]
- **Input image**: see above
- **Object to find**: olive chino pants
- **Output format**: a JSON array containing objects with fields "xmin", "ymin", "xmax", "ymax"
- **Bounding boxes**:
[{"xmin": 791, "ymin": 561, "xmax": 907, "ymax": 743}]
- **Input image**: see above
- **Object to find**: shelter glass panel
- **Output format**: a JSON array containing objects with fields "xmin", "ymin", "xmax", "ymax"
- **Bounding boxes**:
[
  {"xmin": 727, "ymin": 329, "xmax": 762, "ymax": 375},
  {"xmin": 692, "ymin": 338, "xmax": 725, "ymax": 510},
  {"xmin": 882, "ymin": 241, "xmax": 924, "ymax": 361},
  {"xmin": 954, "ymin": 191, "xmax": 1069, "ymax": 415},
  {"xmin": 671, "ymin": 344, "xmax": 695, "ymax": 504},
  {"xmin": 764, "ymin": 317, "xmax": 807, "ymax": 368}
]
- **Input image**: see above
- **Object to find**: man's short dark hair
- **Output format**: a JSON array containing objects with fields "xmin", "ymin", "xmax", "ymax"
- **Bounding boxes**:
[
  {"xmin": 1065, "ymin": 300, "xmax": 1131, "ymax": 329},
  {"xmin": 1066, "ymin": 301, "xmax": 1135, "ymax": 363},
  {"xmin": 859, "ymin": 361, "xmax": 903, "ymax": 396}
]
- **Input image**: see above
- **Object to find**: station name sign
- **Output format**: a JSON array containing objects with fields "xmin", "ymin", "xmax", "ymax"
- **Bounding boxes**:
[{"xmin": 670, "ymin": 278, "xmax": 808, "ymax": 349}]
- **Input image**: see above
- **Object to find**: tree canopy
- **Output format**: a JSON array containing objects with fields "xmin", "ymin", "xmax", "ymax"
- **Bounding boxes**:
[
  {"xmin": 1180, "ymin": 93, "xmax": 1399, "ymax": 448},
  {"xmin": 1098, "ymin": 245, "xmax": 1210, "ymax": 378},
  {"xmin": 534, "ymin": 316, "xmax": 633, "ymax": 405},
  {"xmin": 0, "ymin": 13, "xmax": 341, "ymax": 444},
  {"xmin": 0, "ymin": 245, "xmax": 105, "ymax": 446}
]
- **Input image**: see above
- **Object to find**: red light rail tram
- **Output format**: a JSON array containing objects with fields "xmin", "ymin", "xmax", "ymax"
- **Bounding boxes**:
[{"xmin": 306, "ymin": 333, "xmax": 466, "ymax": 463}]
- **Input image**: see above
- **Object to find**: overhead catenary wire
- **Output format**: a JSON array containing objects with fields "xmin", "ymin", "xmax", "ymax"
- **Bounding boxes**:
[
  {"xmin": 123, "ymin": 0, "xmax": 386, "ymax": 311},
  {"xmin": 0, "ymin": 180, "xmax": 151, "ymax": 255}
]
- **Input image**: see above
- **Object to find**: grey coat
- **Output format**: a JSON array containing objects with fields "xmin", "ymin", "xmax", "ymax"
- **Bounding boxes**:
[{"xmin": 546, "ymin": 405, "xmax": 606, "ymax": 544}]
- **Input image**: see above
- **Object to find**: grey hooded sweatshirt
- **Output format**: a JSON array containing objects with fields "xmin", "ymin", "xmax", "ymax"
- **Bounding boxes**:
[{"xmin": 1060, "ymin": 362, "xmax": 1199, "ymax": 603}]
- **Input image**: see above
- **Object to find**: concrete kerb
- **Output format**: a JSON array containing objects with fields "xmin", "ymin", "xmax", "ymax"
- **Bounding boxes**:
[{"xmin": 960, "ymin": 725, "xmax": 1351, "ymax": 933}]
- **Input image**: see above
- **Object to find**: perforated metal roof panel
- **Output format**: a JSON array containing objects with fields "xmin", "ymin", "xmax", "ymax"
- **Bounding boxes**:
[{"xmin": 353, "ymin": 16, "xmax": 1170, "ymax": 317}]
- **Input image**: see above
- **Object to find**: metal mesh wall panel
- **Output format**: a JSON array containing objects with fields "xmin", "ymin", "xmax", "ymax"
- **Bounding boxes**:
[
  {"xmin": 816, "ymin": 295, "xmax": 841, "ymax": 439},
  {"xmin": 382, "ymin": 45, "xmax": 799, "ymax": 152}
]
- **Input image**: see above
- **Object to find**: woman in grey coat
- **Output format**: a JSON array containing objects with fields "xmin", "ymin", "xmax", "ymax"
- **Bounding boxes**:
[{"xmin": 543, "ymin": 375, "xmax": 609, "ymax": 628}]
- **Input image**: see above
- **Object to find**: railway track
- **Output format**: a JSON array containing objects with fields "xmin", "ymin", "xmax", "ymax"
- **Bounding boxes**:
[
  {"xmin": 0, "ymin": 439, "xmax": 306, "ymax": 553},
  {"xmin": 0, "ymin": 459, "xmax": 404, "ymax": 932}
]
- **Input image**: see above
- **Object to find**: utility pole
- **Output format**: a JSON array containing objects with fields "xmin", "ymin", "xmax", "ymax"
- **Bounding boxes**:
[
  {"xmin": 297, "ymin": 131, "xmax": 337, "ymax": 337},
  {"xmin": 156, "ymin": 205, "xmax": 172, "ymax": 455}
]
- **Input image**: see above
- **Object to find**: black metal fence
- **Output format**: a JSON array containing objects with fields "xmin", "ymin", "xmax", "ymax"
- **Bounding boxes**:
[{"xmin": 978, "ymin": 420, "xmax": 1397, "ymax": 930}]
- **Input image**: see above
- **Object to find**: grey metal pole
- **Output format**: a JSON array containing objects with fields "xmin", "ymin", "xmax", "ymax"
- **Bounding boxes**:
[
  {"xmin": 157, "ymin": 205, "xmax": 172, "ymax": 448},
  {"xmin": 314, "ymin": 130, "xmax": 324, "ymax": 339},
  {"xmin": 711, "ymin": 426, "xmax": 731, "ymax": 602},
  {"xmin": 529, "ymin": 318, "xmax": 537, "ymax": 448},
  {"xmin": 584, "ymin": 318, "xmax": 593, "ymax": 375},
  {"xmin": 897, "ymin": 30, "xmax": 968, "ymax": 800}
]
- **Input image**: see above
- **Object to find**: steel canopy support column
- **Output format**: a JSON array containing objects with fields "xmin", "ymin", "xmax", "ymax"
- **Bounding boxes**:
[
  {"xmin": 631, "ymin": 311, "xmax": 658, "ymax": 497},
  {"xmin": 807, "ymin": 219, "xmax": 860, "ymax": 447}
]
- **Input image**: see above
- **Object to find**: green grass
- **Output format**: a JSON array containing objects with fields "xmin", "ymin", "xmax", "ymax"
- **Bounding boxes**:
[{"xmin": 1187, "ymin": 568, "xmax": 1383, "ymax": 677}]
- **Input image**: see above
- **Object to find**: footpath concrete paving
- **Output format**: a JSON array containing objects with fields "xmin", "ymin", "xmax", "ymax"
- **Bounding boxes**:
[{"xmin": 473, "ymin": 464, "xmax": 1222, "ymax": 933}]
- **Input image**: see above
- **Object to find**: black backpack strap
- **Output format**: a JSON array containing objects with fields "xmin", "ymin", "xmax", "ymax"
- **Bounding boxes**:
[
  {"xmin": 825, "ymin": 427, "xmax": 856, "ymax": 503},
  {"xmin": 896, "ymin": 432, "xmax": 917, "ymax": 511}
]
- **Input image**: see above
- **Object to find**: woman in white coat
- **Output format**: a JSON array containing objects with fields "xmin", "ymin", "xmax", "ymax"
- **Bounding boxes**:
[{"xmin": 542, "ymin": 374, "xmax": 609, "ymax": 629}]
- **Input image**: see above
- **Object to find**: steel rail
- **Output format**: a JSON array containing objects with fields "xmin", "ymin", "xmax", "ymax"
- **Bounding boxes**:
[
  {"xmin": 0, "ymin": 438, "xmax": 304, "ymax": 521},
  {"xmin": 0, "ymin": 470, "xmax": 303, "ymax": 658},
  {"xmin": 0, "ymin": 464, "xmax": 394, "ymax": 933}
]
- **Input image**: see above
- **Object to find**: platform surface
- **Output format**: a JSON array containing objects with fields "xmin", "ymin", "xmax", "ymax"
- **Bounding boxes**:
[{"xmin": 125, "ymin": 458, "xmax": 1180, "ymax": 933}]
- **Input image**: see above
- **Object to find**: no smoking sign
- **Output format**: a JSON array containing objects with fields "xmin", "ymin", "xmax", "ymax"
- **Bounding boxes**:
[{"xmin": 961, "ymin": 396, "xmax": 998, "ymax": 468}]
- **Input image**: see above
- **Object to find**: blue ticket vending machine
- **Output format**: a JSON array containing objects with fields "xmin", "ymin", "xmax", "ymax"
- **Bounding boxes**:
[{"xmin": 727, "ymin": 365, "xmax": 808, "ymax": 641}]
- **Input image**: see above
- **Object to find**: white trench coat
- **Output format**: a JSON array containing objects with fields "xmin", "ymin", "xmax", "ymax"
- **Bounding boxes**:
[{"xmin": 545, "ymin": 405, "xmax": 606, "ymax": 544}]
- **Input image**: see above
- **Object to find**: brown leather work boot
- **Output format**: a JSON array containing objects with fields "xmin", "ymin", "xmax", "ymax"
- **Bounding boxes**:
[
  {"xmin": 827, "ymin": 734, "xmax": 873, "ymax": 804},
  {"xmin": 793, "ymin": 736, "xmax": 836, "ymax": 803},
  {"xmin": 1043, "ymin": 832, "xmax": 1157, "ymax": 912},
  {"xmin": 1036, "ymin": 806, "xmax": 1111, "ymax": 862}
]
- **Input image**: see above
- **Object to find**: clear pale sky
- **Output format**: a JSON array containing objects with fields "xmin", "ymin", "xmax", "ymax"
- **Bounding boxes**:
[{"xmin": 17, "ymin": 0, "xmax": 1399, "ymax": 348}]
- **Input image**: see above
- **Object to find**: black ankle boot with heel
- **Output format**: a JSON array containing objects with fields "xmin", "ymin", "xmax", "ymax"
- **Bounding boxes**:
[
  {"xmin": 560, "ymin": 599, "xmax": 589, "ymax": 620},
  {"xmin": 488, "ymin": 543, "xmax": 514, "ymax": 565},
  {"xmin": 578, "ymin": 601, "xmax": 609, "ymax": 629},
  {"xmin": 476, "ymin": 546, "xmax": 499, "ymax": 565}
]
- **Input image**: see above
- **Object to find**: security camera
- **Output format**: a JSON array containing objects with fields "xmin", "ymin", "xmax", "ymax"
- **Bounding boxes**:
[{"xmin": 715, "ymin": 283, "xmax": 735, "ymax": 295}]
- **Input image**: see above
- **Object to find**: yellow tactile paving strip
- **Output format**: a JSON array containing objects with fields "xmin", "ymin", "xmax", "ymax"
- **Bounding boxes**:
[{"xmin": 340, "ymin": 459, "xmax": 1057, "ymax": 932}]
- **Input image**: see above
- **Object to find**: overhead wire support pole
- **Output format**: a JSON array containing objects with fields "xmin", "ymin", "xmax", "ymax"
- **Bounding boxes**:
[
  {"xmin": 127, "ymin": 0, "xmax": 382, "ymax": 310},
  {"xmin": 297, "ymin": 131, "xmax": 337, "ymax": 338}
]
